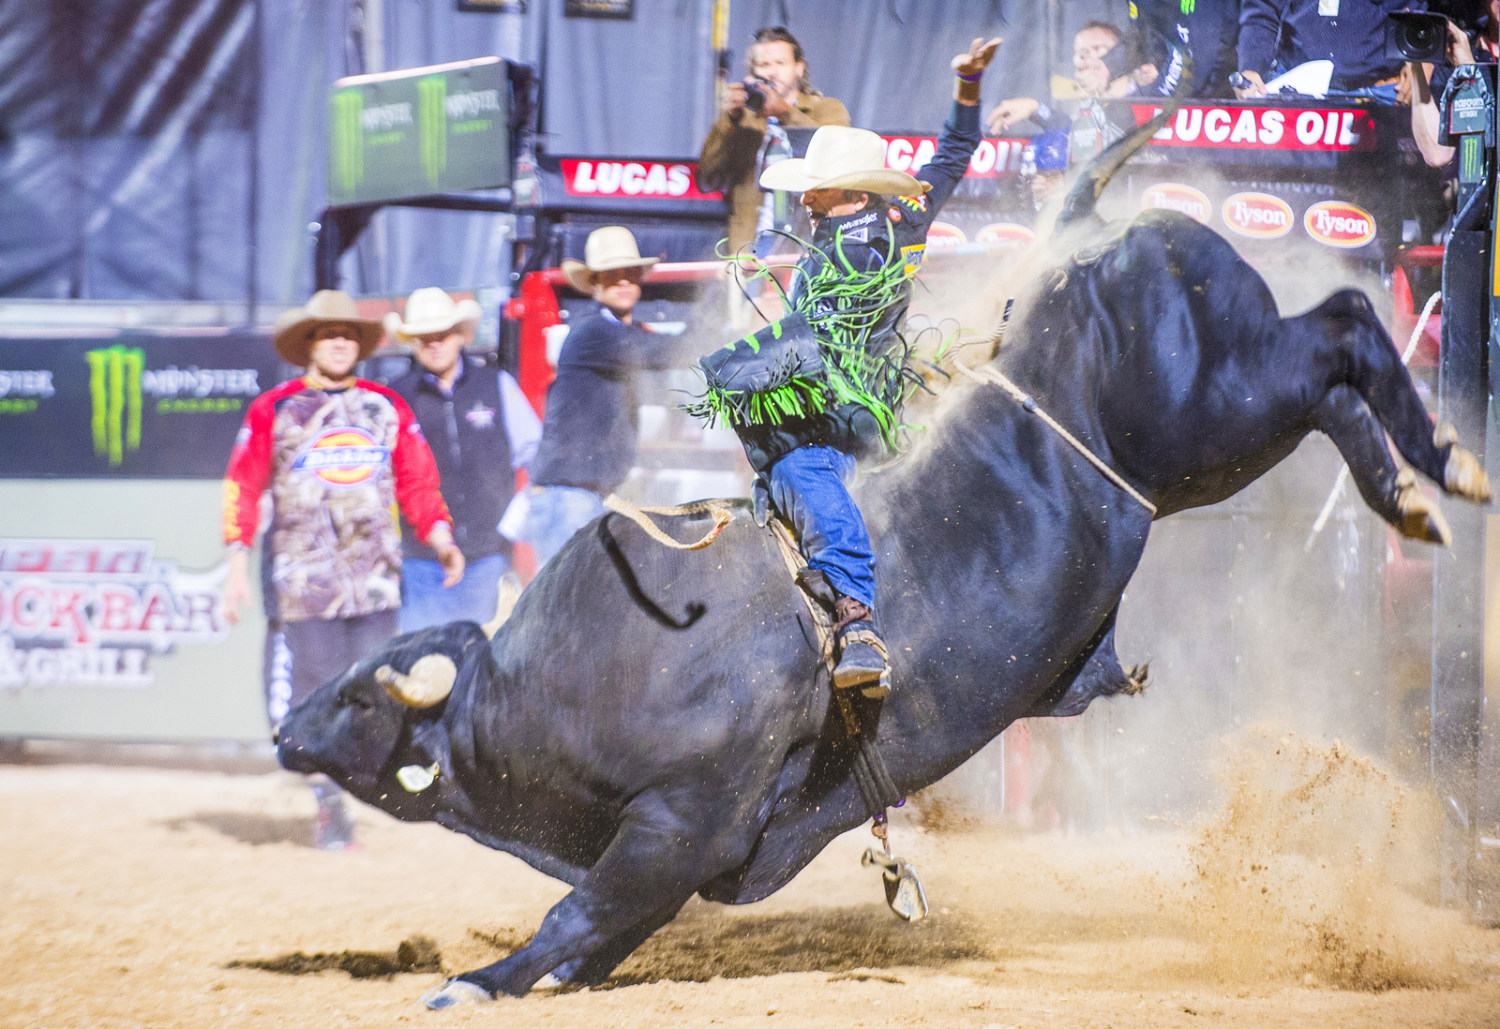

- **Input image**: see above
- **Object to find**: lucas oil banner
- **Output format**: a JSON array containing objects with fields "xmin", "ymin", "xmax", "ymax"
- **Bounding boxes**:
[{"xmin": 0, "ymin": 334, "xmax": 284, "ymax": 479}]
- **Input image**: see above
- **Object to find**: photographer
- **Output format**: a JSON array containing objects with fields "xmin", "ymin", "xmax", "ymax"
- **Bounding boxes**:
[
  {"xmin": 697, "ymin": 26, "xmax": 849, "ymax": 255},
  {"xmin": 1409, "ymin": 4, "xmax": 1499, "ymax": 168}
]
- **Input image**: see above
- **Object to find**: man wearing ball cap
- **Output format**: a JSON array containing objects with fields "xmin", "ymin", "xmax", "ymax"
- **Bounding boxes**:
[
  {"xmin": 690, "ymin": 36, "xmax": 1000, "ymax": 699},
  {"xmin": 221, "ymin": 288, "xmax": 463, "ymax": 850}
]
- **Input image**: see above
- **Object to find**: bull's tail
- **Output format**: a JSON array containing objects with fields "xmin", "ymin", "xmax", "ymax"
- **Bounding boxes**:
[{"xmin": 1056, "ymin": 47, "xmax": 1193, "ymax": 228}]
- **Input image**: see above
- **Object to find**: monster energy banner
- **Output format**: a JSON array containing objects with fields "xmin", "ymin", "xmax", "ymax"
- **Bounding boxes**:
[
  {"xmin": 0, "ymin": 334, "xmax": 284, "ymax": 479},
  {"xmin": 328, "ymin": 57, "xmax": 511, "ymax": 206}
]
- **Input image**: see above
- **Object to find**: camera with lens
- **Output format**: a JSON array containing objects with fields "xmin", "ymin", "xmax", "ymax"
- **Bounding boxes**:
[
  {"xmin": 1387, "ymin": 11, "xmax": 1452, "ymax": 64},
  {"xmin": 743, "ymin": 77, "xmax": 771, "ymax": 114}
]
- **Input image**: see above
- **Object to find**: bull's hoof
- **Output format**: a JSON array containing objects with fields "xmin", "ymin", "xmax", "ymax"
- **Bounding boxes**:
[
  {"xmin": 1444, "ymin": 445, "xmax": 1491, "ymax": 503},
  {"xmin": 1395, "ymin": 471, "xmax": 1453, "ymax": 546},
  {"xmin": 420, "ymin": 977, "xmax": 493, "ymax": 1009}
]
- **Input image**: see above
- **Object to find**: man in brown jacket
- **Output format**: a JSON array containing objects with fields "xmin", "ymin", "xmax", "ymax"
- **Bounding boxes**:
[{"xmin": 697, "ymin": 26, "xmax": 850, "ymax": 254}]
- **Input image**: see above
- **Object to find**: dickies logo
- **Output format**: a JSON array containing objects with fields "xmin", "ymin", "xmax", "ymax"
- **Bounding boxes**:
[
  {"xmin": 1222, "ymin": 192, "xmax": 1293, "ymax": 239},
  {"xmin": 292, "ymin": 427, "xmax": 388, "ymax": 485},
  {"xmin": 1140, "ymin": 182, "xmax": 1211, "ymax": 223},
  {"xmin": 1304, "ymin": 200, "xmax": 1376, "ymax": 248}
]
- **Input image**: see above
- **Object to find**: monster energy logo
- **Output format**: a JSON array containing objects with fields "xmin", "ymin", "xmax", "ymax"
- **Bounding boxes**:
[
  {"xmin": 418, "ymin": 77, "xmax": 448, "ymax": 187},
  {"xmin": 1461, "ymin": 135, "xmax": 1482, "ymax": 183},
  {"xmin": 331, "ymin": 90, "xmax": 365, "ymax": 197},
  {"xmin": 85, "ymin": 346, "xmax": 144, "ymax": 466}
]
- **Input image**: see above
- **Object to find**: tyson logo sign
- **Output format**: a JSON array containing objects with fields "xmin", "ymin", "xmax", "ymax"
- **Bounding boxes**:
[
  {"xmin": 1140, "ymin": 182, "xmax": 1211, "ymax": 223},
  {"xmin": 1303, "ymin": 200, "xmax": 1376, "ymax": 248},
  {"xmin": 976, "ymin": 223, "xmax": 1036, "ymax": 249},
  {"xmin": 925, "ymin": 222, "xmax": 968, "ymax": 250},
  {"xmin": 1222, "ymin": 192, "xmax": 1293, "ymax": 239}
]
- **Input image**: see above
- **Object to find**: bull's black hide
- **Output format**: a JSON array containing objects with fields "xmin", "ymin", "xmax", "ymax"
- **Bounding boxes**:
[{"xmin": 277, "ymin": 209, "xmax": 1484, "ymax": 1005}]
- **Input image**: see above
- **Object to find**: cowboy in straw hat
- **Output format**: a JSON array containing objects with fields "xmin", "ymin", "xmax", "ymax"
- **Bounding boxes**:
[
  {"xmin": 560, "ymin": 225, "xmax": 659, "ymax": 296},
  {"xmin": 271, "ymin": 289, "xmax": 385, "ymax": 368},
  {"xmin": 384, "ymin": 287, "xmax": 483, "ymax": 343},
  {"xmin": 385, "ymin": 287, "xmax": 542, "ymax": 632},
  {"xmin": 224, "ymin": 287, "xmax": 464, "ymax": 851},
  {"xmin": 689, "ymin": 35, "xmax": 1000, "ymax": 699},
  {"xmin": 528, "ymin": 225, "xmax": 680, "ymax": 567}
]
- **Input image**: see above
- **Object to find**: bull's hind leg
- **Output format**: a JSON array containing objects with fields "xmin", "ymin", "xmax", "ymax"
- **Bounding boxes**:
[
  {"xmin": 1314, "ymin": 289, "xmax": 1490, "ymax": 503},
  {"xmin": 1315, "ymin": 385, "xmax": 1451, "ymax": 545}
]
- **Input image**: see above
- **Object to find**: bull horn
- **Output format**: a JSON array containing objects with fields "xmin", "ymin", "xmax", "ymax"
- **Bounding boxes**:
[{"xmin": 375, "ymin": 654, "xmax": 458, "ymax": 708}]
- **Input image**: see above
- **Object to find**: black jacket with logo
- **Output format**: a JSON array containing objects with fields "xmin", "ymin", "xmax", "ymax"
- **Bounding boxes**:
[{"xmin": 392, "ymin": 356, "xmax": 515, "ymax": 563}]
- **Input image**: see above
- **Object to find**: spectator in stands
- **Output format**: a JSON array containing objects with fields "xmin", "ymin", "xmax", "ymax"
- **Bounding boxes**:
[
  {"xmin": 386, "ymin": 288, "xmax": 541, "ymax": 631},
  {"xmin": 697, "ymin": 26, "xmax": 850, "ymax": 255},
  {"xmin": 1409, "ymin": 5, "xmax": 1499, "ymax": 167},
  {"xmin": 526, "ymin": 226, "xmax": 680, "ymax": 568},
  {"xmin": 221, "ymin": 289, "xmax": 463, "ymax": 851},
  {"xmin": 986, "ymin": 22, "xmax": 1156, "ymax": 164},
  {"xmin": 1128, "ymin": 0, "xmax": 1242, "ymax": 98},
  {"xmin": 1235, "ymin": 0, "xmax": 1423, "ymax": 102},
  {"xmin": 1021, "ymin": 129, "xmax": 1070, "ymax": 211}
]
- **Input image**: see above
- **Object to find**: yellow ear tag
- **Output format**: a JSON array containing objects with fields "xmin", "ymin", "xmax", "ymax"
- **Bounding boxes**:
[{"xmin": 396, "ymin": 762, "xmax": 440, "ymax": 793}]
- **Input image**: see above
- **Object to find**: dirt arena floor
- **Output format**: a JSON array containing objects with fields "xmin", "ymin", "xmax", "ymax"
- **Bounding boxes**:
[{"xmin": 4, "ymin": 729, "xmax": 1500, "ymax": 1029}]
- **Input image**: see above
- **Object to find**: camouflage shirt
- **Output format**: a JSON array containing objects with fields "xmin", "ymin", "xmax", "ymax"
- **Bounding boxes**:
[{"xmin": 223, "ymin": 377, "xmax": 451, "ymax": 623}]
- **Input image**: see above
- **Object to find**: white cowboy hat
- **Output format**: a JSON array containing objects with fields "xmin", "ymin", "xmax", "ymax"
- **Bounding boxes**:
[
  {"xmin": 561, "ymin": 226, "xmax": 660, "ymax": 294},
  {"xmin": 758, "ymin": 125, "xmax": 927, "ymax": 197},
  {"xmin": 272, "ymin": 289, "xmax": 384, "ymax": 366},
  {"xmin": 384, "ymin": 287, "xmax": 483, "ymax": 341}
]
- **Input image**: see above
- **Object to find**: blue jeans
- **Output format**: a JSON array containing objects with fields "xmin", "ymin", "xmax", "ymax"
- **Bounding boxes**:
[
  {"xmin": 528, "ymin": 485, "xmax": 606, "ymax": 568},
  {"xmin": 767, "ymin": 445, "xmax": 876, "ymax": 607},
  {"xmin": 400, "ymin": 552, "xmax": 508, "ymax": 632}
]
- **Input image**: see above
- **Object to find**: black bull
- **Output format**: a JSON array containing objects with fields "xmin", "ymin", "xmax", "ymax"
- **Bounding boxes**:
[{"xmin": 277, "ymin": 210, "xmax": 1489, "ymax": 1004}]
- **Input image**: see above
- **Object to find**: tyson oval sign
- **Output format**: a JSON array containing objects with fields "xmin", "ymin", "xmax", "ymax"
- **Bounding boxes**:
[
  {"xmin": 1303, "ymin": 200, "xmax": 1377, "ymax": 249},
  {"xmin": 1222, "ymin": 192, "xmax": 1294, "ymax": 239},
  {"xmin": 1139, "ymin": 182, "xmax": 1211, "ymax": 224}
]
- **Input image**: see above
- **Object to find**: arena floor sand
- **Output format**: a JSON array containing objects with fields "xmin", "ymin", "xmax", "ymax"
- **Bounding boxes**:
[{"xmin": 3, "ymin": 746, "xmax": 1500, "ymax": 1029}]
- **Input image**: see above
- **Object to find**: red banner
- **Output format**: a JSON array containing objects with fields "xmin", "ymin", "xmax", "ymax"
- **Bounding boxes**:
[
  {"xmin": 881, "ymin": 135, "xmax": 1028, "ymax": 179},
  {"xmin": 1130, "ymin": 104, "xmax": 1378, "ymax": 152},
  {"xmin": 558, "ymin": 159, "xmax": 722, "ymax": 200}
]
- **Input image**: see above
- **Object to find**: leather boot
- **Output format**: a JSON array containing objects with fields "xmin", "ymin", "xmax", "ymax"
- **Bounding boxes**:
[{"xmin": 833, "ymin": 597, "xmax": 890, "ymax": 698}]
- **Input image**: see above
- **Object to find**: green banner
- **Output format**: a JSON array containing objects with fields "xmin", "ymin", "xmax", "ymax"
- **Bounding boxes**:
[{"xmin": 327, "ymin": 57, "xmax": 510, "ymax": 205}]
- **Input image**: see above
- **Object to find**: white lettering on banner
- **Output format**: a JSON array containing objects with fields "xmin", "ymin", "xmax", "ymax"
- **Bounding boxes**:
[
  {"xmin": 360, "ymin": 102, "xmax": 413, "ymax": 133},
  {"xmin": 1140, "ymin": 183, "xmax": 1211, "ymax": 223},
  {"xmin": 1134, "ymin": 104, "xmax": 1370, "ymax": 151},
  {"xmin": 1304, "ymin": 200, "xmax": 1377, "ymax": 247},
  {"xmin": 1223, "ymin": 192, "xmax": 1294, "ymax": 238},
  {"xmin": 0, "ymin": 370, "xmax": 55, "ymax": 398},
  {"xmin": 561, "ymin": 160, "xmax": 718, "ymax": 200},
  {"xmin": 0, "ymin": 537, "xmax": 229, "ymax": 690},
  {"xmin": 879, "ymin": 135, "xmax": 1023, "ymax": 178},
  {"xmin": 444, "ymin": 89, "xmax": 501, "ymax": 120},
  {"xmin": 140, "ymin": 367, "xmax": 260, "ymax": 399}
]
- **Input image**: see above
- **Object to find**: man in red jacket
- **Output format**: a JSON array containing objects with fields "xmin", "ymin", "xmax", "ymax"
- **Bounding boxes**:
[{"xmin": 221, "ymin": 289, "xmax": 463, "ymax": 849}]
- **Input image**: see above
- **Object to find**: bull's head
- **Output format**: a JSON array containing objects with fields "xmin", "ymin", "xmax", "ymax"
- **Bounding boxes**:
[{"xmin": 276, "ymin": 621, "xmax": 493, "ymax": 812}]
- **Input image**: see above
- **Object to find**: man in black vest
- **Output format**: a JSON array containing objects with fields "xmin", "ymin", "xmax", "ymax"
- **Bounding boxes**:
[{"xmin": 388, "ymin": 288, "xmax": 541, "ymax": 630}]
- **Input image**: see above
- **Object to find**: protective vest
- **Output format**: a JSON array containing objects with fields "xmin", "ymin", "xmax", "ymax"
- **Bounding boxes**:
[{"xmin": 392, "ymin": 357, "xmax": 515, "ymax": 563}]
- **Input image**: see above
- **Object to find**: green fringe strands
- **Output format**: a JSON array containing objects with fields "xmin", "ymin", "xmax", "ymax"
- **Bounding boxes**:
[{"xmin": 690, "ymin": 226, "xmax": 929, "ymax": 451}]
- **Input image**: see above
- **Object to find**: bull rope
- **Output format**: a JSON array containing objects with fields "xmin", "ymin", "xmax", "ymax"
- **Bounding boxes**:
[
  {"xmin": 602, "ymin": 494, "xmax": 734, "ymax": 550},
  {"xmin": 952, "ymin": 357, "xmax": 1158, "ymax": 518}
]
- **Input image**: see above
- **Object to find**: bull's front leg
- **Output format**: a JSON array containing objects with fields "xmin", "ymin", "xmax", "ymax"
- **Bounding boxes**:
[{"xmin": 422, "ymin": 789, "xmax": 761, "ymax": 1007}]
